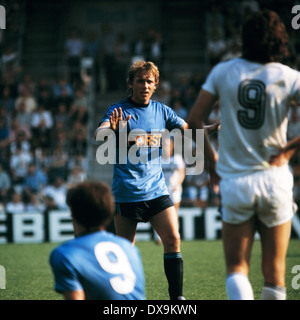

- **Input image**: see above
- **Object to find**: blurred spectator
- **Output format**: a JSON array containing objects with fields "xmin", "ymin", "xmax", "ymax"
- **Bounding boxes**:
[
  {"xmin": 0, "ymin": 106, "xmax": 11, "ymax": 130},
  {"xmin": 152, "ymin": 80, "xmax": 171, "ymax": 106},
  {"xmin": 9, "ymin": 144, "xmax": 32, "ymax": 189},
  {"xmin": 67, "ymin": 165, "xmax": 86, "ymax": 187},
  {"xmin": 100, "ymin": 23, "xmax": 116, "ymax": 92},
  {"xmin": 0, "ymin": 86, "xmax": 15, "ymax": 115},
  {"xmin": 9, "ymin": 116, "xmax": 31, "ymax": 140},
  {"xmin": 1, "ymin": 45, "xmax": 18, "ymax": 73},
  {"xmin": 31, "ymin": 104, "xmax": 53, "ymax": 149},
  {"xmin": 51, "ymin": 120, "xmax": 69, "ymax": 151},
  {"xmin": 53, "ymin": 76, "xmax": 74, "ymax": 98},
  {"xmin": 64, "ymin": 29, "xmax": 84, "ymax": 87},
  {"xmin": 221, "ymin": 39, "xmax": 241, "ymax": 62},
  {"xmin": 182, "ymin": 169, "xmax": 210, "ymax": 207},
  {"xmin": 31, "ymin": 104, "xmax": 53, "ymax": 129},
  {"xmin": 189, "ymin": 71, "xmax": 203, "ymax": 92},
  {"xmin": 54, "ymin": 87, "xmax": 74, "ymax": 115},
  {"xmin": 36, "ymin": 77, "xmax": 52, "ymax": 98},
  {"xmin": 185, "ymin": 86, "xmax": 198, "ymax": 111},
  {"xmin": 14, "ymin": 101, "xmax": 32, "ymax": 129},
  {"xmin": 172, "ymin": 99, "xmax": 187, "ymax": 120},
  {"xmin": 15, "ymin": 86, "xmax": 37, "ymax": 113},
  {"xmin": 114, "ymin": 33, "xmax": 130, "ymax": 90},
  {"xmin": 9, "ymin": 121, "xmax": 31, "ymax": 155},
  {"xmin": 207, "ymin": 30, "xmax": 227, "ymax": 67},
  {"xmin": 240, "ymin": 0, "xmax": 260, "ymax": 16},
  {"xmin": 205, "ymin": 1, "xmax": 224, "ymax": 39},
  {"xmin": 6, "ymin": 192, "xmax": 25, "ymax": 214},
  {"xmin": 69, "ymin": 120, "xmax": 87, "ymax": 156},
  {"xmin": 1, "ymin": 61, "xmax": 21, "ymax": 97},
  {"xmin": 54, "ymin": 103, "xmax": 70, "ymax": 129},
  {"xmin": 0, "ymin": 117, "xmax": 10, "ymax": 161},
  {"xmin": 84, "ymin": 30, "xmax": 100, "ymax": 61},
  {"xmin": 23, "ymin": 163, "xmax": 48, "ymax": 202},
  {"xmin": 70, "ymin": 105, "xmax": 88, "ymax": 128},
  {"xmin": 25, "ymin": 192, "xmax": 46, "ymax": 212},
  {"xmin": 84, "ymin": 30, "xmax": 101, "ymax": 90},
  {"xmin": 145, "ymin": 29, "xmax": 164, "ymax": 69},
  {"xmin": 67, "ymin": 153, "xmax": 88, "ymax": 174},
  {"xmin": 37, "ymin": 88, "xmax": 55, "ymax": 112},
  {"xmin": 42, "ymin": 176, "xmax": 68, "ymax": 210},
  {"xmin": 161, "ymin": 136, "xmax": 185, "ymax": 213},
  {"xmin": 223, "ymin": 4, "xmax": 241, "ymax": 39},
  {"xmin": 173, "ymin": 75, "xmax": 190, "ymax": 103},
  {"xmin": 47, "ymin": 146, "xmax": 68, "ymax": 182},
  {"xmin": 131, "ymin": 29, "xmax": 145, "ymax": 62},
  {"xmin": 34, "ymin": 147, "xmax": 51, "ymax": 174},
  {"xmin": 0, "ymin": 163, "xmax": 11, "ymax": 203},
  {"xmin": 18, "ymin": 74, "xmax": 36, "ymax": 96},
  {"xmin": 73, "ymin": 87, "xmax": 88, "ymax": 109}
]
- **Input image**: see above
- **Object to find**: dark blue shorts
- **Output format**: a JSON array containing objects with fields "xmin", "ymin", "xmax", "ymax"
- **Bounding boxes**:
[{"xmin": 115, "ymin": 195, "xmax": 174, "ymax": 223}]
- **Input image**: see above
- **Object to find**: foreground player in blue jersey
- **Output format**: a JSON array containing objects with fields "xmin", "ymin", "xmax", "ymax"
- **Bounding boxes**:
[
  {"xmin": 95, "ymin": 60, "xmax": 189, "ymax": 300},
  {"xmin": 49, "ymin": 181, "xmax": 145, "ymax": 300}
]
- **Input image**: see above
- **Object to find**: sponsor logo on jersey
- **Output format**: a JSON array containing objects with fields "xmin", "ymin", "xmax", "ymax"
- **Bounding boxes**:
[{"xmin": 128, "ymin": 132, "xmax": 162, "ymax": 148}]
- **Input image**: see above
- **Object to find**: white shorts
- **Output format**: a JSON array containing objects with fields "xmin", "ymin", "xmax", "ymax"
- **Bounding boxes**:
[{"xmin": 220, "ymin": 165, "xmax": 297, "ymax": 227}]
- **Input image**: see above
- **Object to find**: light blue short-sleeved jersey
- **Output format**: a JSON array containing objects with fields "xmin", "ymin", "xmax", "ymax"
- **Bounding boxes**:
[
  {"xmin": 49, "ymin": 230, "xmax": 145, "ymax": 300},
  {"xmin": 100, "ymin": 98, "xmax": 185, "ymax": 202}
]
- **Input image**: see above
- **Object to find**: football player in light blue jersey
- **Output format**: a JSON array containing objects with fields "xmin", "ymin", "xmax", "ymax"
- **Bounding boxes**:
[
  {"xmin": 95, "ymin": 60, "xmax": 189, "ymax": 300},
  {"xmin": 49, "ymin": 181, "xmax": 145, "ymax": 300}
]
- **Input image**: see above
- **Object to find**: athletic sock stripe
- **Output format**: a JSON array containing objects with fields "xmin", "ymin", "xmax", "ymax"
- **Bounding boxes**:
[
  {"xmin": 263, "ymin": 283, "xmax": 286, "ymax": 294},
  {"xmin": 164, "ymin": 252, "xmax": 182, "ymax": 259}
]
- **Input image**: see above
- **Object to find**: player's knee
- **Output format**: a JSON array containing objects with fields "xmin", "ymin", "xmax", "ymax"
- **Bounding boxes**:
[
  {"xmin": 162, "ymin": 231, "xmax": 181, "ymax": 252},
  {"xmin": 262, "ymin": 261, "xmax": 286, "ymax": 286}
]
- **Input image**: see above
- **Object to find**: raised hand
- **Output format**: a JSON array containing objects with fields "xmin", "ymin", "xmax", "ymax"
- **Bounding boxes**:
[{"xmin": 110, "ymin": 107, "xmax": 131, "ymax": 131}]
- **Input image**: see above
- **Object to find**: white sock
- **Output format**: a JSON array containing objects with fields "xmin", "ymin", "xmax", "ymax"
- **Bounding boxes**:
[
  {"xmin": 261, "ymin": 284, "xmax": 286, "ymax": 300},
  {"xmin": 226, "ymin": 273, "xmax": 254, "ymax": 300}
]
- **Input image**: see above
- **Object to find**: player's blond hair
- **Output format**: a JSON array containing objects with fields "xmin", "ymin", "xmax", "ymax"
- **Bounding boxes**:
[{"xmin": 127, "ymin": 60, "xmax": 159, "ymax": 94}]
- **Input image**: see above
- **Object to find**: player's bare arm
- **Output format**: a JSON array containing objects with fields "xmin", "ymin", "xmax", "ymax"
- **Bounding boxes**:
[
  {"xmin": 187, "ymin": 89, "xmax": 220, "ymax": 188},
  {"xmin": 63, "ymin": 289, "xmax": 85, "ymax": 300},
  {"xmin": 204, "ymin": 120, "xmax": 221, "ymax": 134},
  {"xmin": 270, "ymin": 134, "xmax": 300, "ymax": 166}
]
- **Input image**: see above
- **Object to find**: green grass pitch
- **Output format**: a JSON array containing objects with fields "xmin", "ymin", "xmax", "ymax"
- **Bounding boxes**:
[{"xmin": 0, "ymin": 239, "xmax": 299, "ymax": 300}]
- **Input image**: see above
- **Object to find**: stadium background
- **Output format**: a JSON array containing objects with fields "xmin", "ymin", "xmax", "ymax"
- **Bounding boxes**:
[{"xmin": 0, "ymin": 0, "xmax": 300, "ymax": 244}]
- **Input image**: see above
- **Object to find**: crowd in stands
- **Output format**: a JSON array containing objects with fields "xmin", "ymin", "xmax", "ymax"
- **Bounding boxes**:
[
  {"xmin": 0, "ymin": 3, "xmax": 89, "ymax": 213},
  {"xmin": 0, "ymin": 72, "xmax": 89, "ymax": 213},
  {"xmin": 0, "ymin": 0, "xmax": 300, "ymax": 214}
]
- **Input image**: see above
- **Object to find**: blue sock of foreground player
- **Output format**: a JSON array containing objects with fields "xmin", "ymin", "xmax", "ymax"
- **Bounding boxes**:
[{"xmin": 164, "ymin": 252, "xmax": 184, "ymax": 300}]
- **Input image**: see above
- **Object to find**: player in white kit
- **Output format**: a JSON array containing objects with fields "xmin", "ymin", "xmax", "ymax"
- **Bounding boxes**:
[{"xmin": 187, "ymin": 10, "xmax": 300, "ymax": 299}]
